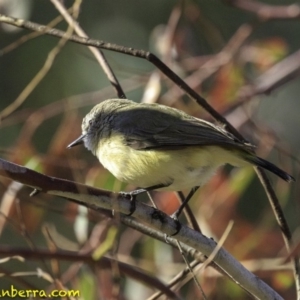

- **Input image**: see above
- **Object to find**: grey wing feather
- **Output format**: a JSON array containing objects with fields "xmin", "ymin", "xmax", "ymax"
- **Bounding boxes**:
[{"xmin": 113, "ymin": 106, "xmax": 252, "ymax": 151}]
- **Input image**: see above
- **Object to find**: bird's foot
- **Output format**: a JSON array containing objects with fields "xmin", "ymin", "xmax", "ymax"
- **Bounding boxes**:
[
  {"xmin": 163, "ymin": 212, "xmax": 182, "ymax": 243},
  {"xmin": 120, "ymin": 188, "xmax": 147, "ymax": 216},
  {"xmin": 170, "ymin": 210, "xmax": 182, "ymax": 236}
]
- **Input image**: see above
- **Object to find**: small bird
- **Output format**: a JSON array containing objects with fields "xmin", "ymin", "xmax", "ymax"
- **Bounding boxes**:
[
  {"xmin": 68, "ymin": 99, "xmax": 294, "ymax": 221},
  {"xmin": 68, "ymin": 99, "xmax": 294, "ymax": 200}
]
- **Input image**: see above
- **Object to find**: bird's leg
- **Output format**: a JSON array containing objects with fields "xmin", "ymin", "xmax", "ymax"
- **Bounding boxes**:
[
  {"xmin": 121, "ymin": 183, "xmax": 171, "ymax": 216},
  {"xmin": 171, "ymin": 186, "xmax": 200, "ymax": 235}
]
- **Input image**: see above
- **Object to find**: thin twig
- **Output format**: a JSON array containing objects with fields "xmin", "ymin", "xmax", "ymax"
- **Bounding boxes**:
[
  {"xmin": 0, "ymin": 246, "xmax": 180, "ymax": 300},
  {"xmin": 225, "ymin": 0, "xmax": 300, "ymax": 21},
  {"xmin": 0, "ymin": 14, "xmax": 242, "ymax": 138},
  {"xmin": 0, "ymin": 2, "xmax": 82, "ymax": 120},
  {"xmin": 175, "ymin": 240, "xmax": 207, "ymax": 300},
  {"xmin": 50, "ymin": 0, "xmax": 125, "ymax": 99},
  {"xmin": 177, "ymin": 191, "xmax": 202, "ymax": 233}
]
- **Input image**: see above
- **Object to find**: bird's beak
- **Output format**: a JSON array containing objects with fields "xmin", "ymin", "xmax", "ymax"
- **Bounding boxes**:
[{"xmin": 67, "ymin": 134, "xmax": 86, "ymax": 148}]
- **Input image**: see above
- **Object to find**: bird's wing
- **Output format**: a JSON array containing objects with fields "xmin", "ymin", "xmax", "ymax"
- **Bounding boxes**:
[{"xmin": 113, "ymin": 106, "xmax": 252, "ymax": 151}]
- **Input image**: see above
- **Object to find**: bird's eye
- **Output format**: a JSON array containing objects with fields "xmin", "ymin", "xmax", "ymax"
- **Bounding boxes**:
[{"xmin": 88, "ymin": 120, "xmax": 93, "ymax": 126}]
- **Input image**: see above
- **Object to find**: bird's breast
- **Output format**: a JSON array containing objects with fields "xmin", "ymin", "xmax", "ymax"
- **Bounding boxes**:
[{"xmin": 95, "ymin": 133, "xmax": 240, "ymax": 191}]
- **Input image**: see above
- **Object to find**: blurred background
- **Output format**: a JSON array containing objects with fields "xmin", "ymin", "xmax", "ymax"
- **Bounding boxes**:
[{"xmin": 0, "ymin": 0, "xmax": 299, "ymax": 299}]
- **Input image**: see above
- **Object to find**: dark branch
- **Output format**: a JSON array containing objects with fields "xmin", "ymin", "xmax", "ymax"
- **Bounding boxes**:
[{"xmin": 0, "ymin": 246, "xmax": 179, "ymax": 299}]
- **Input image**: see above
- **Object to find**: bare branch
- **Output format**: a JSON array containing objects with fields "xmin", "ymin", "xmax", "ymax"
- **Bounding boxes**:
[
  {"xmin": 238, "ymin": 49, "xmax": 300, "ymax": 98},
  {"xmin": 0, "ymin": 246, "xmax": 180, "ymax": 300},
  {"xmin": 50, "ymin": 0, "xmax": 125, "ymax": 99},
  {"xmin": 0, "ymin": 1, "xmax": 82, "ymax": 120},
  {"xmin": 0, "ymin": 158, "xmax": 284, "ymax": 299},
  {"xmin": 225, "ymin": 0, "xmax": 300, "ymax": 20},
  {"xmin": 0, "ymin": 13, "xmax": 242, "ymax": 139}
]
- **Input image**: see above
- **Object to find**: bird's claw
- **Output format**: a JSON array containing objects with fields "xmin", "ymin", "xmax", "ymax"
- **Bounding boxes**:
[
  {"xmin": 170, "ymin": 212, "xmax": 182, "ymax": 236},
  {"xmin": 120, "ymin": 191, "xmax": 137, "ymax": 216},
  {"xmin": 164, "ymin": 213, "xmax": 182, "ymax": 242}
]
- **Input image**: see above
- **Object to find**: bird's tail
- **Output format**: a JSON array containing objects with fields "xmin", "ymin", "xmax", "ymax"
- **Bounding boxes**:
[{"xmin": 244, "ymin": 154, "xmax": 294, "ymax": 183}]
